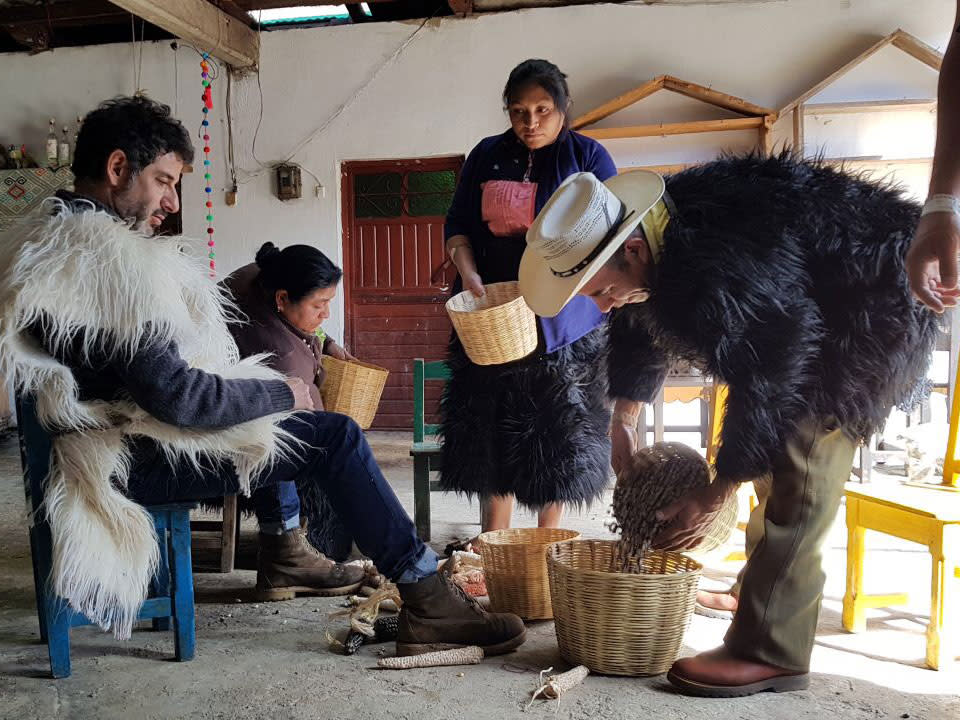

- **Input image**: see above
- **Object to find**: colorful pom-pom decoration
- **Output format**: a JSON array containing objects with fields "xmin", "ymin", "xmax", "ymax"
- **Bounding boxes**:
[{"xmin": 200, "ymin": 52, "xmax": 216, "ymax": 276}]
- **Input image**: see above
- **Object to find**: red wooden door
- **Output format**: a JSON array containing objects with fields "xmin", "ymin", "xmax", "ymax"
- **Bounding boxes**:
[{"xmin": 341, "ymin": 157, "xmax": 462, "ymax": 430}]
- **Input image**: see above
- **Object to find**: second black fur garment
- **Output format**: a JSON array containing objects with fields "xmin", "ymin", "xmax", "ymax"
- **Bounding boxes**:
[
  {"xmin": 439, "ymin": 325, "xmax": 611, "ymax": 509},
  {"xmin": 609, "ymin": 152, "xmax": 943, "ymax": 483}
]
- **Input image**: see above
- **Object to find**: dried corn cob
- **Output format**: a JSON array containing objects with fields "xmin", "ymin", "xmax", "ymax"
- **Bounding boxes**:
[
  {"xmin": 372, "ymin": 614, "xmax": 399, "ymax": 642},
  {"xmin": 327, "ymin": 615, "xmax": 400, "ymax": 655},
  {"xmin": 377, "ymin": 646, "xmax": 483, "ymax": 669},
  {"xmin": 528, "ymin": 665, "xmax": 589, "ymax": 706},
  {"xmin": 610, "ymin": 442, "xmax": 737, "ymax": 565},
  {"xmin": 343, "ymin": 630, "xmax": 365, "ymax": 655}
]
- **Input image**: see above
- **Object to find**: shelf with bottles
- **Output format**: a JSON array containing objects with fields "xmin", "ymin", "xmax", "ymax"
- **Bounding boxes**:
[{"xmin": 1, "ymin": 116, "xmax": 81, "ymax": 172}]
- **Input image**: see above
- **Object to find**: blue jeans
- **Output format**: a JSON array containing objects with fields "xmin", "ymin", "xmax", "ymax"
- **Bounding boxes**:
[
  {"xmin": 126, "ymin": 411, "xmax": 437, "ymax": 582},
  {"xmin": 252, "ymin": 481, "xmax": 301, "ymax": 535}
]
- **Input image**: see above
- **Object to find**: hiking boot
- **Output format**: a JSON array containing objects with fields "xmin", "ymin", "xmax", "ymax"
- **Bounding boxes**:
[
  {"xmin": 256, "ymin": 529, "xmax": 365, "ymax": 601},
  {"xmin": 396, "ymin": 572, "xmax": 526, "ymax": 656}
]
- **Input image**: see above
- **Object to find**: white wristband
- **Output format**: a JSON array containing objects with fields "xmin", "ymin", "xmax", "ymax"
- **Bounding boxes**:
[{"xmin": 921, "ymin": 194, "xmax": 960, "ymax": 217}]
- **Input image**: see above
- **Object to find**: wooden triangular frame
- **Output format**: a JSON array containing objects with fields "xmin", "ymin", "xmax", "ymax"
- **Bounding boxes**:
[
  {"xmin": 781, "ymin": 28, "xmax": 943, "ymax": 152},
  {"xmin": 571, "ymin": 74, "xmax": 777, "ymax": 151}
]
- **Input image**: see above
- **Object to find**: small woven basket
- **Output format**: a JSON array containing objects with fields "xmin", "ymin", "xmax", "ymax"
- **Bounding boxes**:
[
  {"xmin": 476, "ymin": 527, "xmax": 580, "ymax": 620},
  {"xmin": 319, "ymin": 356, "xmax": 389, "ymax": 430},
  {"xmin": 547, "ymin": 540, "xmax": 701, "ymax": 676},
  {"xmin": 445, "ymin": 281, "xmax": 537, "ymax": 366}
]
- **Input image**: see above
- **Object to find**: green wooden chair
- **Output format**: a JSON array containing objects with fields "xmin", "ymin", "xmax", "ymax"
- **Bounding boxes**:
[{"xmin": 410, "ymin": 358, "xmax": 450, "ymax": 541}]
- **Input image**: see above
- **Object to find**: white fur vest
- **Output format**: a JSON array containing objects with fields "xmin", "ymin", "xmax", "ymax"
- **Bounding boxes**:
[{"xmin": 0, "ymin": 199, "xmax": 291, "ymax": 639}]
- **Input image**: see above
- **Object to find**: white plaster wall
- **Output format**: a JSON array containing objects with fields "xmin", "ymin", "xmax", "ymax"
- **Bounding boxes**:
[{"xmin": 0, "ymin": 0, "xmax": 954, "ymax": 341}]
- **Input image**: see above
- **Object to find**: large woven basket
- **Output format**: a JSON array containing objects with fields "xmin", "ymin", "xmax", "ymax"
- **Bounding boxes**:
[
  {"xmin": 319, "ymin": 356, "xmax": 389, "ymax": 430},
  {"xmin": 476, "ymin": 527, "xmax": 580, "ymax": 620},
  {"xmin": 445, "ymin": 281, "xmax": 537, "ymax": 366},
  {"xmin": 547, "ymin": 540, "xmax": 701, "ymax": 676}
]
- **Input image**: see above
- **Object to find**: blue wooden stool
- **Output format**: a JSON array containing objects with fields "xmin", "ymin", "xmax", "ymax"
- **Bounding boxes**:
[{"xmin": 18, "ymin": 395, "xmax": 198, "ymax": 678}]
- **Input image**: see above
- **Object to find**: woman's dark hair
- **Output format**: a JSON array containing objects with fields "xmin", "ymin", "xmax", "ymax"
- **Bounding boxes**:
[
  {"xmin": 502, "ymin": 59, "xmax": 571, "ymax": 117},
  {"xmin": 255, "ymin": 242, "xmax": 343, "ymax": 302},
  {"xmin": 72, "ymin": 96, "xmax": 194, "ymax": 183}
]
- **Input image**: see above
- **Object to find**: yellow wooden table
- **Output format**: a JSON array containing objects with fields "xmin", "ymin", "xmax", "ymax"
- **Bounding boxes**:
[{"xmin": 842, "ymin": 482, "xmax": 960, "ymax": 670}]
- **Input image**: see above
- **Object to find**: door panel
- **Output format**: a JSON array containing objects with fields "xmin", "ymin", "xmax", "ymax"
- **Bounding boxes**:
[{"xmin": 342, "ymin": 158, "xmax": 462, "ymax": 429}]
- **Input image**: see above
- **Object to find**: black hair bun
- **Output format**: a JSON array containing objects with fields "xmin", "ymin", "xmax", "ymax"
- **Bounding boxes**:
[{"xmin": 255, "ymin": 242, "xmax": 281, "ymax": 267}]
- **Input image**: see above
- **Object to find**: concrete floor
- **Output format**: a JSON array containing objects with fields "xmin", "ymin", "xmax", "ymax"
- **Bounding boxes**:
[{"xmin": 0, "ymin": 431, "xmax": 958, "ymax": 720}]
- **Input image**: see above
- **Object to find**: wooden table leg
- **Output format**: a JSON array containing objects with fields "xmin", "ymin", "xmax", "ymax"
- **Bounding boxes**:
[
  {"xmin": 842, "ymin": 497, "xmax": 868, "ymax": 633},
  {"xmin": 926, "ymin": 525, "xmax": 959, "ymax": 670}
]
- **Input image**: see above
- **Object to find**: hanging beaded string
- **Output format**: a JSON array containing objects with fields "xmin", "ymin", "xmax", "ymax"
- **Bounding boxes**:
[{"xmin": 201, "ymin": 52, "xmax": 216, "ymax": 276}]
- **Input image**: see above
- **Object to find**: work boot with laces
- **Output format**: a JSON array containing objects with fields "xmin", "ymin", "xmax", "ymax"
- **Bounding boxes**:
[
  {"xmin": 256, "ymin": 529, "xmax": 365, "ymax": 601},
  {"xmin": 396, "ymin": 572, "xmax": 526, "ymax": 656}
]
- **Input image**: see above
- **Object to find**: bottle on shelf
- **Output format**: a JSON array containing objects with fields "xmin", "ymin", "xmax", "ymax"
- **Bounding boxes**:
[
  {"xmin": 58, "ymin": 126, "xmax": 70, "ymax": 168},
  {"xmin": 46, "ymin": 118, "xmax": 58, "ymax": 167}
]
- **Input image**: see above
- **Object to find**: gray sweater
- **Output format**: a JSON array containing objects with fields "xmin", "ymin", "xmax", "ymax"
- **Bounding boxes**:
[{"xmin": 37, "ymin": 190, "xmax": 294, "ymax": 431}]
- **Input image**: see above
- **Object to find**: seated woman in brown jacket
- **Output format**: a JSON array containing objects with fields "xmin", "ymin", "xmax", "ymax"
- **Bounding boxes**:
[{"xmin": 224, "ymin": 242, "xmax": 361, "ymax": 598}]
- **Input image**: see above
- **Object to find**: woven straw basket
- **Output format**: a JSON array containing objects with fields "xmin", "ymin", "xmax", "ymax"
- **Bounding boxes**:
[
  {"xmin": 477, "ymin": 528, "xmax": 580, "ymax": 620},
  {"xmin": 547, "ymin": 540, "xmax": 701, "ymax": 676},
  {"xmin": 319, "ymin": 356, "xmax": 389, "ymax": 430},
  {"xmin": 445, "ymin": 281, "xmax": 537, "ymax": 366},
  {"xmin": 692, "ymin": 491, "xmax": 739, "ymax": 553}
]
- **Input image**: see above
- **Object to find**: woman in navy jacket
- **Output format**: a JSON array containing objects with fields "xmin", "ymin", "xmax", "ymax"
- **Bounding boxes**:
[{"xmin": 440, "ymin": 59, "xmax": 617, "ymax": 531}]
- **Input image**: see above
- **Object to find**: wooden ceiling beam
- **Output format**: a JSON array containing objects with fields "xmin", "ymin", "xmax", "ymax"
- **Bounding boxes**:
[
  {"xmin": 571, "ymin": 76, "xmax": 666, "ymax": 130},
  {"xmin": 236, "ymin": 0, "xmax": 396, "ymax": 8},
  {"xmin": 107, "ymin": 0, "xmax": 259, "ymax": 67},
  {"xmin": 891, "ymin": 29, "xmax": 943, "ymax": 71},
  {"xmin": 662, "ymin": 75, "xmax": 774, "ymax": 117},
  {"xmin": 805, "ymin": 98, "xmax": 936, "ymax": 114},
  {"xmin": 0, "ymin": 0, "xmax": 128, "ymax": 29},
  {"xmin": 780, "ymin": 29, "xmax": 943, "ymax": 116},
  {"xmin": 580, "ymin": 116, "xmax": 764, "ymax": 140},
  {"xmin": 211, "ymin": 0, "xmax": 261, "ymax": 25}
]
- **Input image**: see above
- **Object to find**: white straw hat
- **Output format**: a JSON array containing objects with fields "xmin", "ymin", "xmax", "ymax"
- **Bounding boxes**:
[{"xmin": 519, "ymin": 171, "xmax": 664, "ymax": 317}]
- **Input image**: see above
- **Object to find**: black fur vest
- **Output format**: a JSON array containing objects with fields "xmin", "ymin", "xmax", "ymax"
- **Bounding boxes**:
[{"xmin": 609, "ymin": 153, "xmax": 942, "ymax": 482}]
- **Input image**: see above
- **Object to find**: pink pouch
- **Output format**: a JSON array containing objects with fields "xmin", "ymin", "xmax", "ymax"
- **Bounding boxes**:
[{"xmin": 481, "ymin": 180, "xmax": 537, "ymax": 237}]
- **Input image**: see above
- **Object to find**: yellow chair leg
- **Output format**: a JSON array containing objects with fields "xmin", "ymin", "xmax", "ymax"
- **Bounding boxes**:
[
  {"xmin": 926, "ymin": 526, "xmax": 959, "ymax": 670},
  {"xmin": 941, "ymin": 345, "xmax": 960, "ymax": 488},
  {"xmin": 706, "ymin": 383, "xmax": 727, "ymax": 466},
  {"xmin": 842, "ymin": 499, "xmax": 867, "ymax": 633}
]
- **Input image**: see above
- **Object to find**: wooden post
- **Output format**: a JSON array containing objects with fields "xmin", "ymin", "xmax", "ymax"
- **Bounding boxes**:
[
  {"xmin": 758, "ymin": 114, "xmax": 776, "ymax": 155},
  {"xmin": 792, "ymin": 106, "xmax": 805, "ymax": 157}
]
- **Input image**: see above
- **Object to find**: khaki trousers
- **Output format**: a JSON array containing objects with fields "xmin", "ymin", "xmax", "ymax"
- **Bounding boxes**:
[{"xmin": 724, "ymin": 415, "xmax": 858, "ymax": 672}]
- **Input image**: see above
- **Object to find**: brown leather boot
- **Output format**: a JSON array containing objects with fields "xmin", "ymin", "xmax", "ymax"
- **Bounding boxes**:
[
  {"xmin": 667, "ymin": 646, "xmax": 809, "ymax": 697},
  {"xmin": 396, "ymin": 572, "xmax": 526, "ymax": 656},
  {"xmin": 256, "ymin": 530, "xmax": 365, "ymax": 601}
]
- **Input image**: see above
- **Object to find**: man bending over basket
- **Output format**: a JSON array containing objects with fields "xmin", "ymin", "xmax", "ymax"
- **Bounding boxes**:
[{"xmin": 518, "ymin": 158, "xmax": 939, "ymax": 697}]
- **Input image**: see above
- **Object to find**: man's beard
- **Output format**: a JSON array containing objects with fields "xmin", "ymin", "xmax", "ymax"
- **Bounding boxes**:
[{"xmin": 115, "ymin": 191, "xmax": 163, "ymax": 235}]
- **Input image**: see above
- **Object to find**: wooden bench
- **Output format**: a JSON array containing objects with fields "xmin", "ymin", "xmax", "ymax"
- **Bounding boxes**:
[{"xmin": 410, "ymin": 358, "xmax": 450, "ymax": 541}]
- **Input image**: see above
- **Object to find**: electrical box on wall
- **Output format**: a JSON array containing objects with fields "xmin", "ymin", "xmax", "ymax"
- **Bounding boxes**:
[{"xmin": 276, "ymin": 164, "xmax": 302, "ymax": 201}]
